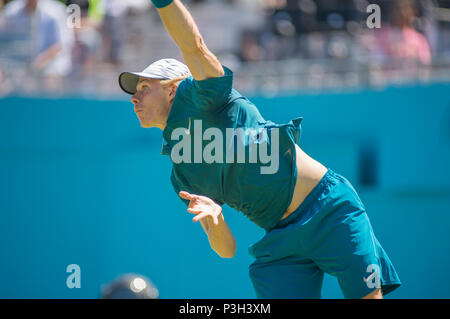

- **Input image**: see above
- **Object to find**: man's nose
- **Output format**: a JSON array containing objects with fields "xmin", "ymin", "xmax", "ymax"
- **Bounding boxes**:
[{"xmin": 131, "ymin": 95, "xmax": 139, "ymax": 106}]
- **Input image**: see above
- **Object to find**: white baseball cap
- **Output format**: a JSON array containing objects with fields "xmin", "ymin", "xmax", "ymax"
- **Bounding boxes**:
[{"xmin": 119, "ymin": 58, "xmax": 192, "ymax": 95}]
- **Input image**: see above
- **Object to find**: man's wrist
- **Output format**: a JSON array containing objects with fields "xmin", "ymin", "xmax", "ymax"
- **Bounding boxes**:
[
  {"xmin": 151, "ymin": 0, "xmax": 174, "ymax": 9},
  {"xmin": 207, "ymin": 207, "xmax": 223, "ymax": 228}
]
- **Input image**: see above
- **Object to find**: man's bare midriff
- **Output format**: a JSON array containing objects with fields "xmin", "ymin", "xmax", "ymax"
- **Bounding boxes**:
[{"xmin": 280, "ymin": 144, "xmax": 328, "ymax": 220}]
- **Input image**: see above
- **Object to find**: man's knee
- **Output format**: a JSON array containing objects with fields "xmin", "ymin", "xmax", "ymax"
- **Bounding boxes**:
[{"xmin": 362, "ymin": 288, "xmax": 383, "ymax": 299}]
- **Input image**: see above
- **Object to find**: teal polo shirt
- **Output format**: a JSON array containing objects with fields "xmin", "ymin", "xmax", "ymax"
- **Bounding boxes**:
[{"xmin": 161, "ymin": 65, "xmax": 303, "ymax": 231}]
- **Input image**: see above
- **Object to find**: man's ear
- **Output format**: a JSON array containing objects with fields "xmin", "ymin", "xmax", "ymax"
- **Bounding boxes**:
[{"xmin": 168, "ymin": 83, "xmax": 178, "ymax": 102}]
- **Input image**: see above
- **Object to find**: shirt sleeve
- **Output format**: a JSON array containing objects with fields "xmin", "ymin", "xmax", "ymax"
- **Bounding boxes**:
[{"xmin": 191, "ymin": 65, "xmax": 234, "ymax": 113}]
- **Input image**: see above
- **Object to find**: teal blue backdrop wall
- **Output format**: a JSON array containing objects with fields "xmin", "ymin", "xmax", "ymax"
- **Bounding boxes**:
[{"xmin": 0, "ymin": 83, "xmax": 449, "ymax": 298}]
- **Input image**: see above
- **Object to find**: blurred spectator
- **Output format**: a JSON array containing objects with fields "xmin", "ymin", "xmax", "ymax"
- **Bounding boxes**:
[
  {"xmin": 0, "ymin": 0, "xmax": 74, "ymax": 91},
  {"xmin": 101, "ymin": 0, "xmax": 127, "ymax": 66},
  {"xmin": 86, "ymin": 0, "xmax": 105, "ymax": 26},
  {"xmin": 67, "ymin": 0, "xmax": 101, "ymax": 81},
  {"xmin": 0, "ymin": 0, "xmax": 448, "ymax": 95},
  {"xmin": 372, "ymin": 0, "xmax": 432, "ymax": 66},
  {"xmin": 239, "ymin": 30, "xmax": 263, "ymax": 62},
  {"xmin": 186, "ymin": 0, "xmax": 264, "ymax": 59}
]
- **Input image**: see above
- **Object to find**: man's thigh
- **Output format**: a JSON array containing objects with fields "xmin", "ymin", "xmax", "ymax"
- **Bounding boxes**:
[
  {"xmin": 249, "ymin": 257, "xmax": 324, "ymax": 299},
  {"xmin": 310, "ymin": 208, "xmax": 396, "ymax": 299}
]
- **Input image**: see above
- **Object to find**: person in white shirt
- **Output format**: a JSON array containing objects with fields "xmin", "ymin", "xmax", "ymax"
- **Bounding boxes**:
[{"xmin": 0, "ymin": 0, "xmax": 74, "ymax": 88}]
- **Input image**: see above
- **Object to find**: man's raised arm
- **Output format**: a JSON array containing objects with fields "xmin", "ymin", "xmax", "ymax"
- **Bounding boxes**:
[{"xmin": 152, "ymin": 0, "xmax": 225, "ymax": 81}]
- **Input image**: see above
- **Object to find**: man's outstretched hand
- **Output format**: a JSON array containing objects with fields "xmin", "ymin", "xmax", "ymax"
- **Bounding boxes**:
[{"xmin": 179, "ymin": 191, "xmax": 222, "ymax": 226}]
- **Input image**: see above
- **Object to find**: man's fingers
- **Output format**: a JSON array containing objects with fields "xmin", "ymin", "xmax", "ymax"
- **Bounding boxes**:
[
  {"xmin": 187, "ymin": 207, "xmax": 202, "ymax": 214},
  {"xmin": 192, "ymin": 212, "xmax": 209, "ymax": 222},
  {"xmin": 179, "ymin": 191, "xmax": 195, "ymax": 201}
]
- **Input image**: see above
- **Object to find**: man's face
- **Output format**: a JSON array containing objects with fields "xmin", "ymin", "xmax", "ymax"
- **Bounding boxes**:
[
  {"xmin": 25, "ymin": 0, "xmax": 38, "ymax": 12},
  {"xmin": 131, "ymin": 78, "xmax": 175, "ymax": 129}
]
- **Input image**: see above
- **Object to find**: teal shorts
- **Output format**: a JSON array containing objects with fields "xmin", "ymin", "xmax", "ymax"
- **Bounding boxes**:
[{"xmin": 248, "ymin": 169, "xmax": 401, "ymax": 299}]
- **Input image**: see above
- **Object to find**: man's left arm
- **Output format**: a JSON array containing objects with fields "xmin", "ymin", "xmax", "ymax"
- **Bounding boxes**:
[{"xmin": 152, "ymin": 0, "xmax": 225, "ymax": 81}]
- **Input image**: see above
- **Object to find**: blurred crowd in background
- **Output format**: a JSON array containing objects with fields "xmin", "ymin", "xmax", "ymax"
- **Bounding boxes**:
[{"xmin": 0, "ymin": 0, "xmax": 450, "ymax": 96}]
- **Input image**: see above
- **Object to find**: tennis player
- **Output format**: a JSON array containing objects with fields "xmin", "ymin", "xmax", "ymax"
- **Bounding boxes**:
[{"xmin": 118, "ymin": 0, "xmax": 401, "ymax": 299}]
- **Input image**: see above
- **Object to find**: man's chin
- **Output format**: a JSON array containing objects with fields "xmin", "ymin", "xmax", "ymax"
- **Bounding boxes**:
[
  {"xmin": 140, "ymin": 122, "xmax": 152, "ymax": 128},
  {"xmin": 138, "ymin": 118, "xmax": 152, "ymax": 128}
]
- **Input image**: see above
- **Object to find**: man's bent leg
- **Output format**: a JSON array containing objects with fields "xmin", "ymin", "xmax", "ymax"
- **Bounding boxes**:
[
  {"xmin": 249, "ymin": 257, "xmax": 324, "ymax": 299},
  {"xmin": 363, "ymin": 288, "xmax": 383, "ymax": 299}
]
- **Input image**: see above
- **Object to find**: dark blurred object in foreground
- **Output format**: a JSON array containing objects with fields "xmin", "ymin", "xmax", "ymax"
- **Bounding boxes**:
[{"xmin": 101, "ymin": 273, "xmax": 159, "ymax": 299}]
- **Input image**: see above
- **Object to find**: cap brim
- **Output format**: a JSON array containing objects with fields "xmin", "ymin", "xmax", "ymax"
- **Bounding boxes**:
[{"xmin": 118, "ymin": 72, "xmax": 167, "ymax": 95}]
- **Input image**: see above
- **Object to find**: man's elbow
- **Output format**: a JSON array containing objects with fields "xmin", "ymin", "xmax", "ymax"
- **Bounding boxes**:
[
  {"xmin": 183, "ymin": 49, "xmax": 225, "ymax": 80},
  {"xmin": 218, "ymin": 251, "xmax": 235, "ymax": 259},
  {"xmin": 214, "ymin": 244, "xmax": 236, "ymax": 259}
]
